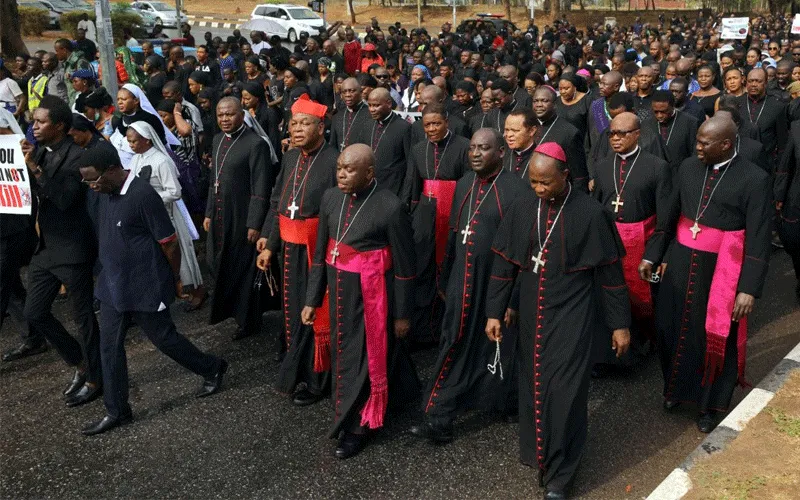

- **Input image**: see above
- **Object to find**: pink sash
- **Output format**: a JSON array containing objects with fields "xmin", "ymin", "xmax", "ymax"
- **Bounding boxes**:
[
  {"xmin": 422, "ymin": 179, "xmax": 457, "ymax": 267},
  {"xmin": 615, "ymin": 214, "xmax": 656, "ymax": 320},
  {"xmin": 325, "ymin": 239, "xmax": 393, "ymax": 429},
  {"xmin": 676, "ymin": 216, "xmax": 747, "ymax": 386}
]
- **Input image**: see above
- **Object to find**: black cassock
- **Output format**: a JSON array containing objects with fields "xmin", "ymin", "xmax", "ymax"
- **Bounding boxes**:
[
  {"xmin": 424, "ymin": 170, "xmax": 524, "ymax": 424},
  {"xmin": 329, "ymin": 101, "xmax": 372, "ymax": 152},
  {"xmin": 504, "ymin": 144, "xmax": 535, "ymax": 181},
  {"xmin": 654, "ymin": 156, "xmax": 770, "ymax": 411},
  {"xmin": 359, "ymin": 114, "xmax": 411, "ymax": 196},
  {"xmin": 736, "ymin": 135, "xmax": 770, "ymax": 175},
  {"xmin": 405, "ymin": 133, "xmax": 471, "ymax": 343},
  {"xmin": 264, "ymin": 144, "xmax": 338, "ymax": 395},
  {"xmin": 206, "ymin": 126, "xmax": 278, "ymax": 331},
  {"xmin": 409, "ymin": 115, "xmax": 471, "ymax": 146},
  {"xmin": 468, "ymin": 112, "xmax": 492, "ymax": 136},
  {"xmin": 592, "ymin": 149, "xmax": 671, "ymax": 364},
  {"xmin": 739, "ymin": 94, "xmax": 787, "ymax": 166},
  {"xmin": 306, "ymin": 184, "xmax": 419, "ymax": 437},
  {"xmin": 533, "ymin": 115, "xmax": 589, "ymax": 192},
  {"xmin": 486, "ymin": 187, "xmax": 630, "ymax": 492},
  {"xmin": 642, "ymin": 110, "xmax": 698, "ymax": 172},
  {"xmin": 588, "ymin": 127, "xmax": 667, "ymax": 178},
  {"xmin": 776, "ymin": 126, "xmax": 800, "ymax": 280}
]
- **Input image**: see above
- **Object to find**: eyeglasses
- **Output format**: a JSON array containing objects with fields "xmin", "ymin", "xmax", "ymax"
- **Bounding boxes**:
[
  {"xmin": 375, "ymin": 74, "xmax": 389, "ymax": 79},
  {"xmin": 608, "ymin": 128, "xmax": 640, "ymax": 137},
  {"xmin": 769, "ymin": 46, "xmax": 779, "ymax": 51},
  {"xmin": 81, "ymin": 172, "xmax": 104, "ymax": 185}
]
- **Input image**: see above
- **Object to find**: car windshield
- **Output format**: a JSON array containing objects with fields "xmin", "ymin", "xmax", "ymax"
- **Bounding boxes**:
[
  {"xmin": 20, "ymin": 1, "xmax": 49, "ymax": 8},
  {"xmin": 48, "ymin": 0, "xmax": 75, "ymax": 9},
  {"xmin": 287, "ymin": 8, "xmax": 318, "ymax": 20},
  {"xmin": 149, "ymin": 2, "xmax": 174, "ymax": 11}
]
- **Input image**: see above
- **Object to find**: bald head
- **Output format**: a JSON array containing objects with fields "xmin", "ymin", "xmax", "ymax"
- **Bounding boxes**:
[
  {"xmin": 369, "ymin": 86, "xmax": 391, "ymax": 103},
  {"xmin": 699, "ymin": 116, "xmax": 737, "ymax": 143},
  {"xmin": 432, "ymin": 76, "xmax": 448, "ymax": 93},
  {"xmin": 418, "ymin": 85, "xmax": 445, "ymax": 112},
  {"xmin": 696, "ymin": 116, "xmax": 737, "ymax": 165},
  {"xmin": 609, "ymin": 112, "xmax": 640, "ymax": 154},
  {"xmin": 610, "ymin": 111, "xmax": 640, "ymax": 131},
  {"xmin": 498, "ymin": 65, "xmax": 519, "ymax": 85},
  {"xmin": 470, "ymin": 128, "xmax": 505, "ymax": 177},
  {"xmin": 601, "ymin": 71, "xmax": 622, "ymax": 98},
  {"xmin": 675, "ymin": 58, "xmax": 693, "ymax": 76},
  {"xmin": 337, "ymin": 144, "xmax": 375, "ymax": 193},
  {"xmin": 472, "ymin": 127, "xmax": 504, "ymax": 150}
]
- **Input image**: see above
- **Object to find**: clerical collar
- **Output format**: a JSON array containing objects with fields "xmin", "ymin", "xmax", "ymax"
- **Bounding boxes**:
[
  {"xmin": 351, "ymin": 178, "xmax": 376, "ymax": 198},
  {"xmin": 347, "ymin": 101, "xmax": 364, "ymax": 113},
  {"xmin": 377, "ymin": 113, "xmax": 394, "ymax": 125},
  {"xmin": 224, "ymin": 124, "xmax": 246, "ymax": 139},
  {"xmin": 660, "ymin": 109, "xmax": 677, "ymax": 125},
  {"xmin": 749, "ymin": 93, "xmax": 766, "ymax": 104},
  {"xmin": 617, "ymin": 146, "xmax": 640, "ymax": 160},
  {"xmin": 301, "ymin": 140, "xmax": 324, "ymax": 157},
  {"xmin": 430, "ymin": 131, "xmax": 451, "ymax": 146},
  {"xmin": 477, "ymin": 169, "xmax": 502, "ymax": 183},
  {"xmin": 44, "ymin": 136, "xmax": 70, "ymax": 153},
  {"xmin": 711, "ymin": 153, "xmax": 736, "ymax": 171},
  {"xmin": 537, "ymin": 114, "xmax": 556, "ymax": 126},
  {"xmin": 514, "ymin": 142, "xmax": 535, "ymax": 155}
]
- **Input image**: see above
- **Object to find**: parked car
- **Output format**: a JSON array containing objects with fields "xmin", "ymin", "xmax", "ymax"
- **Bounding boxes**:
[
  {"xmin": 130, "ymin": 1, "xmax": 188, "ymax": 28},
  {"xmin": 456, "ymin": 14, "xmax": 518, "ymax": 36},
  {"xmin": 249, "ymin": 4, "xmax": 325, "ymax": 43},
  {"xmin": 63, "ymin": 0, "xmax": 91, "ymax": 9},
  {"xmin": 37, "ymin": 0, "xmax": 78, "ymax": 14},
  {"xmin": 18, "ymin": 0, "xmax": 60, "ymax": 29}
]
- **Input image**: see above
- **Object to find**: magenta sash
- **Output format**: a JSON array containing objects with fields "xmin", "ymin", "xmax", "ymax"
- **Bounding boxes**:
[
  {"xmin": 422, "ymin": 179, "xmax": 457, "ymax": 268},
  {"xmin": 676, "ymin": 216, "xmax": 747, "ymax": 386},
  {"xmin": 325, "ymin": 239, "xmax": 393, "ymax": 429},
  {"xmin": 615, "ymin": 214, "xmax": 656, "ymax": 320}
]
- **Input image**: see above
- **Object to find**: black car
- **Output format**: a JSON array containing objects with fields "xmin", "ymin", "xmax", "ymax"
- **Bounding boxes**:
[{"xmin": 456, "ymin": 15, "xmax": 518, "ymax": 36}]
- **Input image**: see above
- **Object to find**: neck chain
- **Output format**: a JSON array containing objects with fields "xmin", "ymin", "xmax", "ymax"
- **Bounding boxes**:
[
  {"xmin": 287, "ymin": 147, "xmax": 322, "ymax": 219},
  {"xmin": 611, "ymin": 148, "xmax": 641, "ymax": 213},
  {"xmin": 660, "ymin": 110, "xmax": 678, "ymax": 145},
  {"xmin": 425, "ymin": 133, "xmax": 452, "ymax": 182},
  {"xmin": 459, "ymin": 172, "xmax": 502, "ymax": 245},
  {"xmin": 746, "ymin": 96, "xmax": 766, "ymax": 124},
  {"xmin": 532, "ymin": 183, "xmax": 572, "ymax": 273},
  {"xmin": 536, "ymin": 115, "xmax": 559, "ymax": 146},
  {"xmin": 330, "ymin": 180, "xmax": 378, "ymax": 263},
  {"xmin": 370, "ymin": 113, "xmax": 395, "ymax": 151},
  {"xmin": 213, "ymin": 128, "xmax": 243, "ymax": 194},
  {"xmin": 690, "ymin": 154, "xmax": 736, "ymax": 240},
  {"xmin": 340, "ymin": 103, "xmax": 363, "ymax": 149}
]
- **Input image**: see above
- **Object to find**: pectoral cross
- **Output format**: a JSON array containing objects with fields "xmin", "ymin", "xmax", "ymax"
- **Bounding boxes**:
[
  {"xmin": 532, "ymin": 250, "xmax": 546, "ymax": 273},
  {"xmin": 690, "ymin": 221, "xmax": 701, "ymax": 240},
  {"xmin": 611, "ymin": 195, "xmax": 624, "ymax": 213},
  {"xmin": 287, "ymin": 200, "xmax": 299, "ymax": 220},
  {"xmin": 460, "ymin": 222, "xmax": 473, "ymax": 244},
  {"xmin": 214, "ymin": 179, "xmax": 220, "ymax": 194},
  {"xmin": 427, "ymin": 189, "xmax": 435, "ymax": 200},
  {"xmin": 330, "ymin": 246, "xmax": 340, "ymax": 264}
]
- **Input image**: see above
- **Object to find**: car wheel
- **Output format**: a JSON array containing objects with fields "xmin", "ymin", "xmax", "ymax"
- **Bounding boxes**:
[{"xmin": 288, "ymin": 29, "xmax": 297, "ymax": 43}]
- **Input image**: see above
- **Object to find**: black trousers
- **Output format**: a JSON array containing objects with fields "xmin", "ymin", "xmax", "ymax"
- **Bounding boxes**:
[
  {"xmin": 24, "ymin": 262, "xmax": 100, "ymax": 384},
  {"xmin": 99, "ymin": 302, "xmax": 221, "ymax": 419},
  {"xmin": 1, "ymin": 234, "xmax": 42, "ymax": 345}
]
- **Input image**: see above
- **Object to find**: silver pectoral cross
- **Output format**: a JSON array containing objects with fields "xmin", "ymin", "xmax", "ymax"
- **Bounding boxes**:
[
  {"xmin": 460, "ymin": 222, "xmax": 473, "ymax": 244},
  {"xmin": 330, "ymin": 246, "xmax": 340, "ymax": 264},
  {"xmin": 532, "ymin": 250, "xmax": 546, "ymax": 273},
  {"xmin": 287, "ymin": 200, "xmax": 299, "ymax": 220},
  {"xmin": 612, "ymin": 195, "xmax": 624, "ymax": 213},
  {"xmin": 214, "ymin": 179, "xmax": 220, "ymax": 194},
  {"xmin": 690, "ymin": 221, "xmax": 702, "ymax": 240}
]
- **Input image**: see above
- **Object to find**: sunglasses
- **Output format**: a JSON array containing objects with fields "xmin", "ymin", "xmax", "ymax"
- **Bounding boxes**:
[
  {"xmin": 81, "ymin": 172, "xmax": 104, "ymax": 185},
  {"xmin": 375, "ymin": 74, "xmax": 389, "ymax": 79},
  {"xmin": 608, "ymin": 128, "xmax": 640, "ymax": 138}
]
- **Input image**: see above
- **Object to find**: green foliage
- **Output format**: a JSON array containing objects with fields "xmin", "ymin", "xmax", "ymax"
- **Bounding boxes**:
[
  {"xmin": 766, "ymin": 406, "xmax": 800, "ymax": 438},
  {"xmin": 18, "ymin": 6, "xmax": 50, "ymax": 36},
  {"xmin": 59, "ymin": 10, "xmax": 144, "ymax": 46}
]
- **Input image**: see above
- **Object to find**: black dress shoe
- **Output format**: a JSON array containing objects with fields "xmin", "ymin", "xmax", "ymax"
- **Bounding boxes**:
[
  {"xmin": 2, "ymin": 342, "xmax": 47, "ymax": 362},
  {"xmin": 409, "ymin": 421, "xmax": 454, "ymax": 443},
  {"xmin": 334, "ymin": 432, "xmax": 367, "ymax": 459},
  {"xmin": 63, "ymin": 370, "xmax": 87, "ymax": 397},
  {"xmin": 293, "ymin": 389, "xmax": 323, "ymax": 407},
  {"xmin": 231, "ymin": 327, "xmax": 254, "ymax": 340},
  {"xmin": 196, "ymin": 360, "xmax": 228, "ymax": 398},
  {"xmin": 697, "ymin": 412, "xmax": 717, "ymax": 433},
  {"xmin": 663, "ymin": 400, "xmax": 680, "ymax": 411},
  {"xmin": 81, "ymin": 413, "xmax": 132, "ymax": 436},
  {"xmin": 543, "ymin": 490, "xmax": 566, "ymax": 499},
  {"xmin": 65, "ymin": 384, "xmax": 103, "ymax": 408}
]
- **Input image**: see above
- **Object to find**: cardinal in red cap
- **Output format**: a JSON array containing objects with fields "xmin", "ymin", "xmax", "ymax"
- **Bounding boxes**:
[{"xmin": 291, "ymin": 94, "xmax": 328, "ymax": 119}]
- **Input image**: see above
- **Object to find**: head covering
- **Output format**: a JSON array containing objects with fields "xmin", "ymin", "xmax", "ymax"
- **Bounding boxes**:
[
  {"xmin": 128, "ymin": 120, "xmax": 180, "ymax": 179},
  {"xmin": 551, "ymin": 50, "xmax": 565, "ymax": 65},
  {"xmin": 762, "ymin": 57, "xmax": 777, "ymax": 69},
  {"xmin": 534, "ymin": 142, "xmax": 567, "ymax": 163},
  {"xmin": 188, "ymin": 70, "xmax": 211, "ymax": 87},
  {"xmin": 787, "ymin": 81, "xmax": 800, "ymax": 95},
  {"xmin": 291, "ymin": 94, "xmax": 327, "ymax": 119},
  {"xmin": 242, "ymin": 81, "xmax": 265, "ymax": 101},
  {"xmin": 576, "ymin": 68, "xmax": 591, "ymax": 78},
  {"xmin": 145, "ymin": 55, "xmax": 163, "ymax": 71},
  {"xmin": 363, "ymin": 43, "xmax": 377, "ymax": 52},
  {"xmin": 76, "ymin": 140, "xmax": 121, "ymax": 171},
  {"xmin": 242, "ymin": 114, "xmax": 279, "ymax": 164},
  {"xmin": 121, "ymin": 83, "xmax": 180, "ymax": 146},
  {"xmin": 71, "ymin": 68, "xmax": 95, "ymax": 81},
  {"xmin": 71, "ymin": 112, "xmax": 100, "ymax": 133},
  {"xmin": 198, "ymin": 87, "xmax": 217, "ymax": 102},
  {"xmin": 116, "ymin": 47, "xmax": 144, "ymax": 86},
  {"xmin": 0, "ymin": 107, "xmax": 23, "ymax": 135},
  {"xmin": 84, "ymin": 87, "xmax": 113, "ymax": 109},
  {"xmin": 412, "ymin": 64, "xmax": 432, "ymax": 81}
]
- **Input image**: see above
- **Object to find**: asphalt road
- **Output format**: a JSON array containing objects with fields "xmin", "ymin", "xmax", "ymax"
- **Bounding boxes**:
[{"xmin": 1, "ymin": 238, "xmax": 798, "ymax": 499}]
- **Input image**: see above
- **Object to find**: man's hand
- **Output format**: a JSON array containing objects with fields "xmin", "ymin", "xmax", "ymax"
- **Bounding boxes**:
[
  {"xmin": 732, "ymin": 292, "xmax": 755, "ymax": 321},
  {"xmin": 256, "ymin": 237, "xmax": 268, "ymax": 252},
  {"xmin": 256, "ymin": 248, "xmax": 272, "ymax": 271},
  {"xmin": 485, "ymin": 318, "xmax": 503, "ymax": 341},
  {"xmin": 611, "ymin": 328, "xmax": 631, "ymax": 358},
  {"xmin": 203, "ymin": 217, "xmax": 211, "ymax": 232},
  {"xmin": 21, "ymin": 139, "xmax": 36, "ymax": 172},
  {"xmin": 776, "ymin": 201, "xmax": 784, "ymax": 211},
  {"xmin": 247, "ymin": 228, "xmax": 259, "ymax": 243},
  {"xmin": 394, "ymin": 318, "xmax": 410, "ymax": 339},
  {"xmin": 588, "ymin": 179, "xmax": 595, "ymax": 192},
  {"xmin": 175, "ymin": 279, "xmax": 188, "ymax": 299},
  {"xmin": 301, "ymin": 306, "xmax": 316, "ymax": 325},
  {"xmin": 504, "ymin": 308, "xmax": 518, "ymax": 328},
  {"xmin": 173, "ymin": 101, "xmax": 183, "ymax": 114},
  {"xmin": 638, "ymin": 260, "xmax": 653, "ymax": 281}
]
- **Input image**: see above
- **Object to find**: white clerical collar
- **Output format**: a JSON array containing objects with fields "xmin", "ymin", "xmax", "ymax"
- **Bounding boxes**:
[
  {"xmin": 119, "ymin": 170, "xmax": 134, "ymax": 195},
  {"xmin": 617, "ymin": 146, "xmax": 640, "ymax": 160},
  {"xmin": 712, "ymin": 153, "xmax": 736, "ymax": 171},
  {"xmin": 224, "ymin": 124, "xmax": 245, "ymax": 138},
  {"xmin": 515, "ymin": 142, "xmax": 535, "ymax": 155}
]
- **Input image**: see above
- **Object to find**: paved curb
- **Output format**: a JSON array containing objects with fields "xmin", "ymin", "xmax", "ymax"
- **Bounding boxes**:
[
  {"xmin": 186, "ymin": 15, "xmax": 248, "ymax": 29},
  {"xmin": 647, "ymin": 341, "xmax": 800, "ymax": 500}
]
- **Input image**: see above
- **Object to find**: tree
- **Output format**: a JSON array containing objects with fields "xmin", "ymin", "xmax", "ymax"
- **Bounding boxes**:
[
  {"xmin": 0, "ymin": 0, "xmax": 29, "ymax": 58},
  {"xmin": 552, "ymin": 0, "xmax": 561, "ymax": 19},
  {"xmin": 347, "ymin": 0, "xmax": 356, "ymax": 23},
  {"xmin": 504, "ymin": 0, "xmax": 512, "ymax": 22}
]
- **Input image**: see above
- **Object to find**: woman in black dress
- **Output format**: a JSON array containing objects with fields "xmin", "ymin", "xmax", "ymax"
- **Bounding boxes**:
[
  {"xmin": 689, "ymin": 65, "xmax": 721, "ymax": 119},
  {"xmin": 555, "ymin": 73, "xmax": 591, "ymax": 142}
]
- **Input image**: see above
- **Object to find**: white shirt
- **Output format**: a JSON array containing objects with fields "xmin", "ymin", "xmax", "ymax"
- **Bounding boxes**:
[
  {"xmin": 0, "ymin": 78, "xmax": 23, "ymax": 104},
  {"xmin": 126, "ymin": 38, "xmax": 140, "ymax": 48},
  {"xmin": 251, "ymin": 41, "xmax": 271, "ymax": 55},
  {"xmin": 77, "ymin": 19, "xmax": 97, "ymax": 41}
]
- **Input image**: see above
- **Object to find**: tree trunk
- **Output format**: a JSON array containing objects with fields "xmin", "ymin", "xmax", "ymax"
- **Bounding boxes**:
[
  {"xmin": 347, "ymin": 0, "xmax": 356, "ymax": 24},
  {"xmin": 552, "ymin": 0, "xmax": 560, "ymax": 20},
  {"xmin": 579, "ymin": 0, "xmax": 586, "ymax": 10},
  {"xmin": 0, "ymin": 0, "xmax": 29, "ymax": 58},
  {"xmin": 504, "ymin": 0, "xmax": 512, "ymax": 22}
]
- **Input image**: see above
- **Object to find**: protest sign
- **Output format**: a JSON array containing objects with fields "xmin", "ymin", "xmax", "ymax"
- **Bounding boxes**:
[
  {"xmin": 721, "ymin": 17, "xmax": 749, "ymax": 39},
  {"xmin": 0, "ymin": 135, "xmax": 33, "ymax": 215}
]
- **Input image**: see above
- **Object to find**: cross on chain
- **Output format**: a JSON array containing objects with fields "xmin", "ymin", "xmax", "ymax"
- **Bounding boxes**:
[
  {"xmin": 690, "ymin": 222, "xmax": 701, "ymax": 240},
  {"xmin": 460, "ymin": 222, "xmax": 473, "ymax": 244},
  {"xmin": 611, "ymin": 195, "xmax": 624, "ymax": 213},
  {"xmin": 330, "ymin": 246, "xmax": 340, "ymax": 264},
  {"xmin": 287, "ymin": 201, "xmax": 299, "ymax": 219},
  {"xmin": 532, "ymin": 250, "xmax": 546, "ymax": 273}
]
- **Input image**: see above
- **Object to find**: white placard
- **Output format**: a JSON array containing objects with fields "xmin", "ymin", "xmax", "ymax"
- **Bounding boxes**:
[
  {"xmin": 393, "ymin": 110, "xmax": 422, "ymax": 123},
  {"xmin": 792, "ymin": 14, "xmax": 800, "ymax": 35},
  {"xmin": 721, "ymin": 17, "xmax": 749, "ymax": 40},
  {"xmin": 0, "ymin": 135, "xmax": 32, "ymax": 215}
]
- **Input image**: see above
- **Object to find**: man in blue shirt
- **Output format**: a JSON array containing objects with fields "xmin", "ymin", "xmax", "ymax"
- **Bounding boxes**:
[{"xmin": 77, "ymin": 142, "xmax": 228, "ymax": 436}]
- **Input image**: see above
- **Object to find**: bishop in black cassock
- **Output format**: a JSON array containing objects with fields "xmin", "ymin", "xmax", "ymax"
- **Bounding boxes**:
[
  {"xmin": 404, "ymin": 108, "xmax": 471, "ymax": 345},
  {"xmin": 329, "ymin": 78, "xmax": 371, "ymax": 152},
  {"xmin": 644, "ymin": 91, "xmax": 699, "ymax": 172},
  {"xmin": 206, "ymin": 98, "xmax": 277, "ymax": 339},
  {"xmin": 648, "ymin": 117, "xmax": 770, "ymax": 433},
  {"xmin": 776, "ymin": 122, "xmax": 800, "ymax": 294},
  {"xmin": 303, "ymin": 144, "xmax": 418, "ymax": 460},
  {"xmin": 486, "ymin": 143, "xmax": 631, "ymax": 497},
  {"xmin": 258, "ymin": 98, "xmax": 338, "ymax": 404},
  {"xmin": 361, "ymin": 88, "xmax": 411, "ymax": 196},
  {"xmin": 503, "ymin": 109, "xmax": 537, "ymax": 181},
  {"xmin": 739, "ymin": 69, "xmax": 787, "ymax": 170},
  {"xmin": 411, "ymin": 129, "xmax": 525, "ymax": 443}
]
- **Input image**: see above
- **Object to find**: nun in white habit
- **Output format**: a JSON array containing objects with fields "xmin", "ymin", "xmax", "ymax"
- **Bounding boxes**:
[{"xmin": 126, "ymin": 120, "xmax": 207, "ymax": 310}]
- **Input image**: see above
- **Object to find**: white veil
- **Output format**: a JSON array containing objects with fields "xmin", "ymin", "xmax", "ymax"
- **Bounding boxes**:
[
  {"xmin": 121, "ymin": 83, "xmax": 180, "ymax": 146},
  {"xmin": 0, "ymin": 108, "xmax": 23, "ymax": 135}
]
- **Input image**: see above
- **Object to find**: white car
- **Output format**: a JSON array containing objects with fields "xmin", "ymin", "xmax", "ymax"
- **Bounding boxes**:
[
  {"xmin": 130, "ymin": 1, "xmax": 188, "ymax": 28},
  {"xmin": 249, "ymin": 4, "xmax": 324, "ymax": 43}
]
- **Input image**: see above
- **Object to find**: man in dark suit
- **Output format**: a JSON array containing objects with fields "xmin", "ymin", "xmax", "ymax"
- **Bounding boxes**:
[{"xmin": 21, "ymin": 95, "xmax": 101, "ymax": 407}]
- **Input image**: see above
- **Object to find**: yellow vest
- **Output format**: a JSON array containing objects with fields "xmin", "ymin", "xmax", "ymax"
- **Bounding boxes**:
[{"xmin": 28, "ymin": 75, "xmax": 48, "ymax": 110}]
